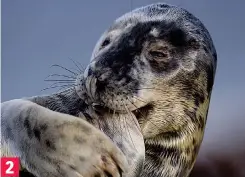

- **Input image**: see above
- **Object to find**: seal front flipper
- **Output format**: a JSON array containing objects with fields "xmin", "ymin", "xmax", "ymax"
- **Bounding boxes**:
[{"xmin": 1, "ymin": 99, "xmax": 128, "ymax": 177}]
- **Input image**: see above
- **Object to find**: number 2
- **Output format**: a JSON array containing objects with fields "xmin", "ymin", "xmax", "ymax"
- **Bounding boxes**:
[
  {"xmin": 1, "ymin": 157, "xmax": 19, "ymax": 177},
  {"xmin": 5, "ymin": 161, "xmax": 14, "ymax": 174}
]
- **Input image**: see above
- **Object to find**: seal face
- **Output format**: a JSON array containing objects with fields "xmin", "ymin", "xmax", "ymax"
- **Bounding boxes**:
[
  {"xmin": 76, "ymin": 3, "xmax": 216, "ymax": 113},
  {"xmin": 75, "ymin": 3, "xmax": 217, "ymax": 177}
]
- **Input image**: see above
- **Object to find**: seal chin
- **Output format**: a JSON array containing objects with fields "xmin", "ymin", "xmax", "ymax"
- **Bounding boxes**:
[{"xmin": 92, "ymin": 102, "xmax": 137, "ymax": 115}]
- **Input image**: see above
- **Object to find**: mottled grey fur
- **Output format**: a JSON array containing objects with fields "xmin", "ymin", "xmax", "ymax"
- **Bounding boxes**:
[{"xmin": 79, "ymin": 3, "xmax": 217, "ymax": 177}]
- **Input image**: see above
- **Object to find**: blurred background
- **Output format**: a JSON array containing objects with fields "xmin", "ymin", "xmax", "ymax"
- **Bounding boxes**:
[{"xmin": 2, "ymin": 0, "xmax": 245, "ymax": 176}]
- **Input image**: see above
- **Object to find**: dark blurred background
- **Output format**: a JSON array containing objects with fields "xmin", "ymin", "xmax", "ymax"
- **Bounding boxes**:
[{"xmin": 2, "ymin": 0, "xmax": 245, "ymax": 176}]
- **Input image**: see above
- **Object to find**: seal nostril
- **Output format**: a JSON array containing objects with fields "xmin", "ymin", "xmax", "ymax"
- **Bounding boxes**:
[
  {"xmin": 96, "ymin": 79, "xmax": 107, "ymax": 92},
  {"xmin": 83, "ymin": 66, "xmax": 94, "ymax": 78},
  {"xmin": 87, "ymin": 68, "xmax": 93, "ymax": 76}
]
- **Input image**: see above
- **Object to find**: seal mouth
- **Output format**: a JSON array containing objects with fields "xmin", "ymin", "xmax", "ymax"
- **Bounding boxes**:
[
  {"xmin": 91, "ymin": 103, "xmax": 111, "ymax": 113},
  {"xmin": 92, "ymin": 102, "xmax": 153, "ymax": 122},
  {"xmin": 92, "ymin": 102, "xmax": 129, "ymax": 114}
]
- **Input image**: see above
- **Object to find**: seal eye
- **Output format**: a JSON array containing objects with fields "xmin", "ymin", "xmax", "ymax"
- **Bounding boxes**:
[
  {"xmin": 148, "ymin": 49, "xmax": 169, "ymax": 61},
  {"xmin": 149, "ymin": 51, "xmax": 168, "ymax": 58},
  {"xmin": 101, "ymin": 38, "xmax": 110, "ymax": 48}
]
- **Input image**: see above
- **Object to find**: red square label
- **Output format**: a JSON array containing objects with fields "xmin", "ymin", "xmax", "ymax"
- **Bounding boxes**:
[{"xmin": 1, "ymin": 157, "xmax": 20, "ymax": 177}]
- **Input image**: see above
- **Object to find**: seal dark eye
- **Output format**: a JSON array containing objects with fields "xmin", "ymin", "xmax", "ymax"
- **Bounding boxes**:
[
  {"xmin": 101, "ymin": 38, "xmax": 110, "ymax": 48},
  {"xmin": 148, "ymin": 49, "xmax": 169, "ymax": 61},
  {"xmin": 149, "ymin": 51, "xmax": 168, "ymax": 58}
]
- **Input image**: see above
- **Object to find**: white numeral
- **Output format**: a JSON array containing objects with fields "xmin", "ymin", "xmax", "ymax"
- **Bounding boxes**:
[{"xmin": 5, "ymin": 161, "xmax": 14, "ymax": 174}]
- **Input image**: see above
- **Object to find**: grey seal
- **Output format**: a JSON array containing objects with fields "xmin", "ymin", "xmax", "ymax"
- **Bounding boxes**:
[{"xmin": 1, "ymin": 3, "xmax": 217, "ymax": 177}]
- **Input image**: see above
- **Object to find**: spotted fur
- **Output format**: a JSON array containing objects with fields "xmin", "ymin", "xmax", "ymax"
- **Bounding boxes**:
[{"xmin": 1, "ymin": 91, "xmax": 144, "ymax": 177}]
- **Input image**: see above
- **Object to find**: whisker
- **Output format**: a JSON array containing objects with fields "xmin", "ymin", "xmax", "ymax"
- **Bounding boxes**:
[
  {"xmin": 50, "ymin": 81, "xmax": 75, "ymax": 86},
  {"xmin": 56, "ymin": 86, "xmax": 72, "ymax": 93},
  {"xmin": 123, "ymin": 100, "xmax": 141, "ymax": 132},
  {"xmin": 111, "ymin": 109, "xmax": 117, "ymax": 136},
  {"xmin": 44, "ymin": 85, "xmax": 75, "ymax": 91},
  {"xmin": 45, "ymin": 74, "xmax": 76, "ymax": 79},
  {"xmin": 78, "ymin": 63, "xmax": 85, "ymax": 71},
  {"xmin": 116, "ymin": 113, "xmax": 124, "ymax": 144},
  {"xmin": 50, "ymin": 64, "xmax": 78, "ymax": 76},
  {"xmin": 48, "ymin": 82, "xmax": 76, "ymax": 87},
  {"xmin": 122, "ymin": 100, "xmax": 136, "ymax": 150},
  {"xmin": 71, "ymin": 67, "xmax": 81, "ymax": 75},
  {"xmin": 48, "ymin": 82, "xmax": 75, "ymax": 87},
  {"xmin": 109, "ymin": 110, "xmax": 133, "ymax": 143},
  {"xmin": 41, "ymin": 84, "xmax": 77, "ymax": 92},
  {"xmin": 74, "ymin": 59, "xmax": 86, "ymax": 71},
  {"xmin": 134, "ymin": 87, "xmax": 164, "ymax": 92},
  {"xmin": 57, "ymin": 87, "xmax": 75, "ymax": 95},
  {"xmin": 44, "ymin": 79, "xmax": 75, "ymax": 82},
  {"xmin": 132, "ymin": 95, "xmax": 147, "ymax": 103},
  {"xmin": 69, "ymin": 57, "xmax": 83, "ymax": 73}
]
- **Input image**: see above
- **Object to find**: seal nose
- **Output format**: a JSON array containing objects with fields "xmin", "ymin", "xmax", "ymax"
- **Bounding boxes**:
[
  {"xmin": 84, "ymin": 61, "xmax": 97, "ymax": 78},
  {"xmin": 84, "ymin": 60, "xmax": 110, "ymax": 100}
]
